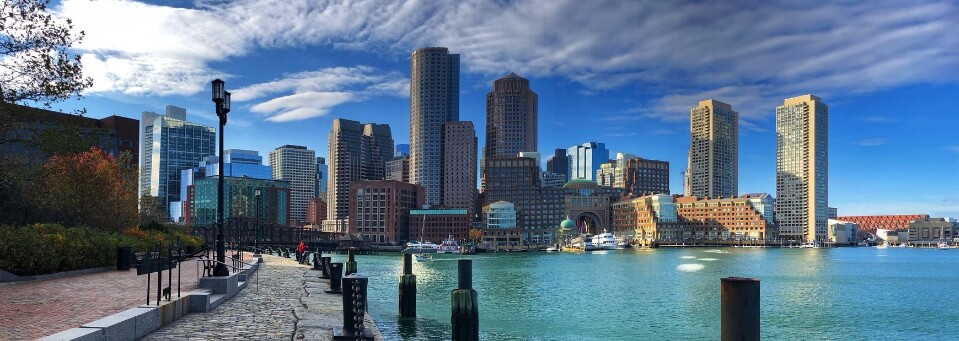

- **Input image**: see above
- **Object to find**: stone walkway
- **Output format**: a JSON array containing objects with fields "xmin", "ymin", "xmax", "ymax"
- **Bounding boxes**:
[
  {"xmin": 142, "ymin": 254, "xmax": 384, "ymax": 341},
  {"xmin": 0, "ymin": 251, "xmax": 228, "ymax": 340}
]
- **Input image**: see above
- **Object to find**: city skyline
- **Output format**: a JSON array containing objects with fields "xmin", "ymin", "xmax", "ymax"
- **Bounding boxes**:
[{"xmin": 42, "ymin": 0, "xmax": 959, "ymax": 217}]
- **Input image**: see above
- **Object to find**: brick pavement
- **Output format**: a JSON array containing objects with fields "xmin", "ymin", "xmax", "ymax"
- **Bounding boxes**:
[{"xmin": 0, "ymin": 251, "xmax": 252, "ymax": 340}]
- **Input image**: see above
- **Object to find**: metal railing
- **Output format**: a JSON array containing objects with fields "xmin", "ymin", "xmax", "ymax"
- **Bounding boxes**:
[{"xmin": 196, "ymin": 257, "xmax": 259, "ymax": 293}]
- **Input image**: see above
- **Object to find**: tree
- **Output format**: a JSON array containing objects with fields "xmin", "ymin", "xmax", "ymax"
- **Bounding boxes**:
[
  {"xmin": 139, "ymin": 194, "xmax": 166, "ymax": 226},
  {"xmin": 469, "ymin": 228, "xmax": 483, "ymax": 244},
  {"xmin": 40, "ymin": 147, "xmax": 137, "ymax": 231}
]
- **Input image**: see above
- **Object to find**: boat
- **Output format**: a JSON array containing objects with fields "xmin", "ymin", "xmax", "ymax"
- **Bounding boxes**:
[
  {"xmin": 591, "ymin": 230, "xmax": 618, "ymax": 250},
  {"xmin": 545, "ymin": 244, "xmax": 559, "ymax": 252},
  {"xmin": 436, "ymin": 235, "xmax": 462, "ymax": 254},
  {"xmin": 415, "ymin": 253, "xmax": 432, "ymax": 262},
  {"xmin": 875, "ymin": 242, "xmax": 888, "ymax": 249},
  {"xmin": 403, "ymin": 241, "xmax": 439, "ymax": 254},
  {"xmin": 568, "ymin": 234, "xmax": 595, "ymax": 251}
]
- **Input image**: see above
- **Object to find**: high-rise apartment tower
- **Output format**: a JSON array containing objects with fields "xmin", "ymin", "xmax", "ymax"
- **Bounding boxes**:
[
  {"xmin": 686, "ymin": 99, "xmax": 738, "ymax": 198},
  {"xmin": 776, "ymin": 94, "xmax": 828, "ymax": 243},
  {"xmin": 269, "ymin": 145, "xmax": 316, "ymax": 224}
]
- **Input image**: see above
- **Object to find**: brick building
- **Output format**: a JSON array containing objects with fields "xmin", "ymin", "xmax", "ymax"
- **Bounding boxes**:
[
  {"xmin": 409, "ymin": 209, "xmax": 471, "ymax": 243},
  {"xmin": 349, "ymin": 180, "xmax": 424, "ymax": 244}
]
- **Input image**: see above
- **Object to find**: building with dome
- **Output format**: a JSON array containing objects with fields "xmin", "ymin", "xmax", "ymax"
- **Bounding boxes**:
[{"xmin": 564, "ymin": 178, "xmax": 624, "ymax": 236}]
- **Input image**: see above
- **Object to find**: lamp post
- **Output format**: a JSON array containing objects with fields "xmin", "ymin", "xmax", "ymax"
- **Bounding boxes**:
[
  {"xmin": 212, "ymin": 79, "xmax": 231, "ymax": 276},
  {"xmin": 254, "ymin": 188, "xmax": 261, "ymax": 254}
]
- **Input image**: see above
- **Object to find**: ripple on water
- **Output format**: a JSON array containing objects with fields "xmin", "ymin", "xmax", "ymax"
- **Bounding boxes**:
[
  {"xmin": 680, "ymin": 256, "xmax": 697, "ymax": 259},
  {"xmin": 703, "ymin": 249, "xmax": 729, "ymax": 254},
  {"xmin": 698, "ymin": 258, "xmax": 719, "ymax": 261},
  {"xmin": 677, "ymin": 263, "xmax": 705, "ymax": 272}
]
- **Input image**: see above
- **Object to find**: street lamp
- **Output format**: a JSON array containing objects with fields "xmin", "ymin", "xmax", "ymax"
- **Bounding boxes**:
[
  {"xmin": 254, "ymin": 188, "xmax": 261, "ymax": 254},
  {"xmin": 211, "ymin": 79, "xmax": 231, "ymax": 276}
]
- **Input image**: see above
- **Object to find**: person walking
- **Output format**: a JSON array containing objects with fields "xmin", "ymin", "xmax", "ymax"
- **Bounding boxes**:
[{"xmin": 297, "ymin": 240, "xmax": 306, "ymax": 263}]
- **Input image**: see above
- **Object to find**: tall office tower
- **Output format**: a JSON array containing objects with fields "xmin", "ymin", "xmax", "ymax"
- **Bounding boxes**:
[
  {"xmin": 269, "ymin": 145, "xmax": 316, "ymax": 224},
  {"xmin": 485, "ymin": 73, "xmax": 538, "ymax": 159},
  {"xmin": 442, "ymin": 121, "xmax": 477, "ymax": 210},
  {"xmin": 409, "ymin": 47, "xmax": 460, "ymax": 206},
  {"xmin": 776, "ymin": 94, "xmax": 828, "ymax": 243},
  {"xmin": 140, "ymin": 105, "xmax": 215, "ymax": 220},
  {"xmin": 546, "ymin": 148, "xmax": 569, "ymax": 176},
  {"xmin": 315, "ymin": 157, "xmax": 328, "ymax": 199},
  {"xmin": 170, "ymin": 149, "xmax": 272, "ymax": 222},
  {"xmin": 386, "ymin": 156, "xmax": 410, "ymax": 182},
  {"xmin": 567, "ymin": 142, "xmax": 609, "ymax": 181},
  {"xmin": 326, "ymin": 118, "xmax": 394, "ymax": 223},
  {"xmin": 395, "ymin": 144, "xmax": 410, "ymax": 157},
  {"xmin": 687, "ymin": 99, "xmax": 738, "ymax": 198}
]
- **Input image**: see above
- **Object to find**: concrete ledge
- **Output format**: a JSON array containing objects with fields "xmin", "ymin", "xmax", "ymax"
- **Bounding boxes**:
[
  {"xmin": 0, "ymin": 266, "xmax": 116, "ymax": 283},
  {"xmin": 79, "ymin": 307, "xmax": 156, "ymax": 341},
  {"xmin": 38, "ymin": 327, "xmax": 104, "ymax": 341}
]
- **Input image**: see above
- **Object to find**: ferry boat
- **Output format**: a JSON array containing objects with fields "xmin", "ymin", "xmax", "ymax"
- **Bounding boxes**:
[
  {"xmin": 403, "ymin": 241, "xmax": 439, "ymax": 254},
  {"xmin": 436, "ymin": 235, "xmax": 462, "ymax": 254},
  {"xmin": 415, "ymin": 253, "xmax": 432, "ymax": 262},
  {"xmin": 568, "ymin": 234, "xmax": 595, "ymax": 251},
  {"xmin": 591, "ymin": 230, "xmax": 618, "ymax": 250}
]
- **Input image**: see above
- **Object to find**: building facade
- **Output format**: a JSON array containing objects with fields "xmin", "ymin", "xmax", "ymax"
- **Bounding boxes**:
[
  {"xmin": 409, "ymin": 47, "xmax": 460, "ymax": 206},
  {"xmin": 325, "ymin": 119, "xmax": 394, "ymax": 227},
  {"xmin": 140, "ymin": 106, "xmax": 215, "ymax": 220},
  {"xmin": 483, "ymin": 156, "xmax": 567, "ymax": 242},
  {"xmin": 315, "ymin": 157, "xmax": 328, "ymax": 199},
  {"xmin": 687, "ymin": 99, "xmax": 738, "ymax": 198},
  {"xmin": 349, "ymin": 180, "xmax": 424, "ymax": 244},
  {"xmin": 835, "ymin": 214, "xmax": 928, "ymax": 236},
  {"xmin": 827, "ymin": 219, "xmax": 859, "ymax": 245},
  {"xmin": 187, "ymin": 176, "xmax": 290, "ymax": 226},
  {"xmin": 410, "ymin": 209, "xmax": 471, "ymax": 244},
  {"xmin": 908, "ymin": 217, "xmax": 957, "ymax": 243},
  {"xmin": 442, "ymin": 121, "xmax": 477, "ymax": 210},
  {"xmin": 567, "ymin": 142, "xmax": 609, "ymax": 181},
  {"xmin": 484, "ymin": 72, "xmax": 538, "ymax": 160},
  {"xmin": 386, "ymin": 156, "xmax": 410, "ymax": 182},
  {"xmin": 545, "ymin": 148, "xmax": 569, "ymax": 178},
  {"xmin": 269, "ymin": 145, "xmax": 316, "ymax": 224},
  {"xmin": 306, "ymin": 198, "xmax": 327, "ymax": 226},
  {"xmin": 170, "ymin": 149, "xmax": 272, "ymax": 222},
  {"xmin": 674, "ymin": 195, "xmax": 777, "ymax": 242},
  {"xmin": 611, "ymin": 194, "xmax": 681, "ymax": 246},
  {"xmin": 776, "ymin": 94, "xmax": 828, "ymax": 243},
  {"xmin": 596, "ymin": 153, "xmax": 669, "ymax": 196},
  {"xmin": 482, "ymin": 201, "xmax": 521, "ymax": 245}
]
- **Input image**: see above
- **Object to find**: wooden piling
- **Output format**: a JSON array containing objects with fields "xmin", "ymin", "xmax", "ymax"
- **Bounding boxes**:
[
  {"xmin": 451, "ymin": 259, "xmax": 478, "ymax": 341},
  {"xmin": 721, "ymin": 277, "xmax": 760, "ymax": 341},
  {"xmin": 398, "ymin": 253, "xmax": 416, "ymax": 317},
  {"xmin": 345, "ymin": 248, "xmax": 357, "ymax": 275}
]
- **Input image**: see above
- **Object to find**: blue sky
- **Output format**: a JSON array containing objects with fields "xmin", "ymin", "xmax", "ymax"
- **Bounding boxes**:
[{"xmin": 46, "ymin": 0, "xmax": 959, "ymax": 217}]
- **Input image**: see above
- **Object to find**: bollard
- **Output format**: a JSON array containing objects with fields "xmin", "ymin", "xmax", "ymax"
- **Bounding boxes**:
[
  {"xmin": 345, "ymin": 248, "xmax": 357, "ymax": 275},
  {"xmin": 332, "ymin": 275, "xmax": 374, "ymax": 340},
  {"xmin": 313, "ymin": 249, "xmax": 322, "ymax": 270},
  {"xmin": 325, "ymin": 262, "xmax": 343, "ymax": 294},
  {"xmin": 451, "ymin": 259, "xmax": 478, "ymax": 341},
  {"xmin": 398, "ymin": 253, "xmax": 416, "ymax": 317},
  {"xmin": 321, "ymin": 257, "xmax": 331, "ymax": 279},
  {"xmin": 721, "ymin": 277, "xmax": 760, "ymax": 341}
]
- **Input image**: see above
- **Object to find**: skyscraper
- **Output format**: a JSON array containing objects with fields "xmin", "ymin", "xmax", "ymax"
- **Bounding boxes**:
[
  {"xmin": 567, "ymin": 142, "xmax": 609, "ymax": 181},
  {"xmin": 776, "ymin": 94, "xmax": 828, "ymax": 243},
  {"xmin": 140, "ymin": 105, "xmax": 215, "ymax": 220},
  {"xmin": 395, "ymin": 144, "xmax": 410, "ymax": 157},
  {"xmin": 269, "ymin": 145, "xmax": 316, "ymax": 224},
  {"xmin": 409, "ymin": 47, "xmax": 460, "ymax": 206},
  {"xmin": 326, "ymin": 119, "xmax": 394, "ymax": 227},
  {"xmin": 687, "ymin": 99, "xmax": 738, "ymax": 198},
  {"xmin": 443, "ymin": 121, "xmax": 477, "ymax": 210},
  {"xmin": 546, "ymin": 148, "xmax": 569, "ymax": 177},
  {"xmin": 485, "ymin": 72, "xmax": 538, "ymax": 159},
  {"xmin": 315, "ymin": 157, "xmax": 328, "ymax": 198}
]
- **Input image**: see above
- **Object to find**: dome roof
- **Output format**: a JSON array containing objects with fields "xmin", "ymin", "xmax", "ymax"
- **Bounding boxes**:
[
  {"xmin": 560, "ymin": 218, "xmax": 577, "ymax": 229},
  {"xmin": 563, "ymin": 178, "xmax": 599, "ymax": 189}
]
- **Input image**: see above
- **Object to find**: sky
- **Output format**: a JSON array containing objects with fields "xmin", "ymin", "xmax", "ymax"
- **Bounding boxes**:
[{"xmin": 43, "ymin": 0, "xmax": 959, "ymax": 217}]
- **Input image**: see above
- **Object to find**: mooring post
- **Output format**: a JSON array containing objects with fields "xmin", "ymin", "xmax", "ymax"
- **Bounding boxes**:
[
  {"xmin": 451, "ymin": 259, "xmax": 478, "ymax": 341},
  {"xmin": 345, "ymin": 248, "xmax": 358, "ymax": 275},
  {"xmin": 325, "ymin": 262, "xmax": 343, "ymax": 294},
  {"xmin": 321, "ymin": 257, "xmax": 331, "ymax": 279},
  {"xmin": 332, "ymin": 275, "xmax": 373, "ymax": 340},
  {"xmin": 398, "ymin": 253, "xmax": 416, "ymax": 317},
  {"xmin": 721, "ymin": 277, "xmax": 760, "ymax": 341},
  {"xmin": 313, "ymin": 248, "xmax": 322, "ymax": 270}
]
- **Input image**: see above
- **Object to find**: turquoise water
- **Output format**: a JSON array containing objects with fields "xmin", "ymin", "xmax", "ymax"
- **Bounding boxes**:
[{"xmin": 329, "ymin": 247, "xmax": 959, "ymax": 340}]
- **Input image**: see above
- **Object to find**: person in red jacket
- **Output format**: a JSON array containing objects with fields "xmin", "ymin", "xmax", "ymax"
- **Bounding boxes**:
[{"xmin": 297, "ymin": 240, "xmax": 306, "ymax": 262}]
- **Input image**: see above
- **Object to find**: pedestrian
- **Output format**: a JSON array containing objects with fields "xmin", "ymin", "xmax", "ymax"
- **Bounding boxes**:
[{"xmin": 297, "ymin": 240, "xmax": 306, "ymax": 263}]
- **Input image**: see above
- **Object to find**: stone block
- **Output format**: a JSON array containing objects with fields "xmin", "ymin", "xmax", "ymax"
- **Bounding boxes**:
[
  {"xmin": 186, "ymin": 289, "xmax": 212, "ymax": 313},
  {"xmin": 80, "ymin": 308, "xmax": 138, "ymax": 340},
  {"xmin": 38, "ymin": 327, "xmax": 104, "ymax": 341}
]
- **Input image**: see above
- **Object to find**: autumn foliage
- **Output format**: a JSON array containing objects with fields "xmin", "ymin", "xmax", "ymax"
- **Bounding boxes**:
[{"xmin": 40, "ymin": 146, "xmax": 137, "ymax": 232}]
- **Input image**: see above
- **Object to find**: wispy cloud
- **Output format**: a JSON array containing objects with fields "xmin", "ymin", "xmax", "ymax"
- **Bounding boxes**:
[
  {"xmin": 57, "ymin": 0, "xmax": 959, "ymax": 119},
  {"xmin": 857, "ymin": 138, "xmax": 888, "ymax": 147}
]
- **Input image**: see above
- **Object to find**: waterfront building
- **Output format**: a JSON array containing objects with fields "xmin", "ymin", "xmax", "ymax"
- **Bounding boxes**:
[
  {"xmin": 269, "ymin": 145, "xmax": 316, "ymax": 224},
  {"xmin": 687, "ymin": 99, "xmax": 738, "ymax": 198},
  {"xmin": 186, "ymin": 176, "xmax": 290, "ymax": 226},
  {"xmin": 409, "ymin": 47, "xmax": 459, "ymax": 206},
  {"xmin": 743, "ymin": 193, "xmax": 776, "ymax": 224},
  {"xmin": 827, "ymin": 219, "xmax": 859, "ymax": 245},
  {"xmin": 349, "ymin": 180, "xmax": 424, "ymax": 244},
  {"xmin": 835, "ymin": 214, "xmax": 928, "ymax": 237},
  {"xmin": 306, "ymin": 198, "xmax": 327, "ymax": 226},
  {"xmin": 315, "ymin": 157, "xmax": 328, "ymax": 199},
  {"xmin": 776, "ymin": 94, "xmax": 828, "ymax": 243},
  {"xmin": 170, "ymin": 150, "xmax": 271, "ymax": 222},
  {"xmin": 395, "ymin": 144, "xmax": 410, "ymax": 157},
  {"xmin": 485, "ymin": 73, "xmax": 538, "ymax": 160},
  {"xmin": 325, "ymin": 119, "xmax": 394, "ymax": 230},
  {"xmin": 545, "ymin": 148, "xmax": 569, "ymax": 178},
  {"xmin": 482, "ymin": 201, "xmax": 522, "ymax": 246},
  {"xmin": 410, "ymin": 209, "xmax": 471, "ymax": 244},
  {"xmin": 675, "ymin": 195, "xmax": 777, "ymax": 242},
  {"xmin": 541, "ymin": 171, "xmax": 567, "ymax": 188},
  {"xmin": 611, "ymin": 194, "xmax": 681, "ymax": 246},
  {"xmin": 443, "ymin": 121, "xmax": 477, "ymax": 210},
  {"xmin": 828, "ymin": 207, "xmax": 838, "ymax": 219},
  {"xmin": 483, "ymin": 156, "xmax": 567, "ymax": 242},
  {"xmin": 596, "ymin": 153, "xmax": 670, "ymax": 196},
  {"xmin": 564, "ymin": 179, "xmax": 624, "ymax": 237},
  {"xmin": 141, "ymin": 106, "xmax": 215, "ymax": 220},
  {"xmin": 567, "ymin": 142, "xmax": 609, "ymax": 181},
  {"xmin": 386, "ymin": 155, "xmax": 410, "ymax": 183},
  {"xmin": 908, "ymin": 217, "xmax": 957, "ymax": 243}
]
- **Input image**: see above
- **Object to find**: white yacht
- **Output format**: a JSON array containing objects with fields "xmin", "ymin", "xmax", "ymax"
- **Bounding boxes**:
[
  {"xmin": 436, "ymin": 235, "xmax": 462, "ymax": 254},
  {"xmin": 403, "ymin": 241, "xmax": 440, "ymax": 254},
  {"xmin": 570, "ymin": 234, "xmax": 596, "ymax": 251},
  {"xmin": 591, "ymin": 230, "xmax": 618, "ymax": 250}
]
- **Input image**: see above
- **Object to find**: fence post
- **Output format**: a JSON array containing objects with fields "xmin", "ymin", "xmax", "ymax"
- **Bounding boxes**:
[
  {"xmin": 325, "ymin": 263, "xmax": 343, "ymax": 294},
  {"xmin": 721, "ymin": 277, "xmax": 760, "ymax": 341},
  {"xmin": 332, "ymin": 275, "xmax": 373, "ymax": 340},
  {"xmin": 451, "ymin": 259, "xmax": 478, "ymax": 341},
  {"xmin": 398, "ymin": 253, "xmax": 416, "ymax": 318},
  {"xmin": 345, "ymin": 248, "xmax": 357, "ymax": 275}
]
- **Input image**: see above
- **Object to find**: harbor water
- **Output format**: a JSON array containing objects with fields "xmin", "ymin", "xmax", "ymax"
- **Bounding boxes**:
[{"xmin": 331, "ymin": 247, "xmax": 959, "ymax": 340}]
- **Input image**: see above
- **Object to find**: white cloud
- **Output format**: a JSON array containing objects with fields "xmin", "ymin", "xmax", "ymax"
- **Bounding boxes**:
[{"xmin": 250, "ymin": 91, "xmax": 353, "ymax": 122}]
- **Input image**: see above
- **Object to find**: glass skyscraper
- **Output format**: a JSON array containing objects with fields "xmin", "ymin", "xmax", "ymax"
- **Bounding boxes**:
[{"xmin": 567, "ymin": 142, "xmax": 609, "ymax": 181}]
